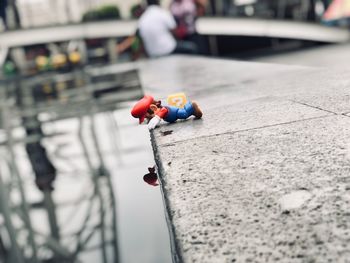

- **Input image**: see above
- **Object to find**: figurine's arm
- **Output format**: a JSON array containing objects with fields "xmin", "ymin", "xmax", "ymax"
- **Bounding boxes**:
[
  {"xmin": 148, "ymin": 107, "xmax": 168, "ymax": 130},
  {"xmin": 148, "ymin": 116, "xmax": 161, "ymax": 130}
]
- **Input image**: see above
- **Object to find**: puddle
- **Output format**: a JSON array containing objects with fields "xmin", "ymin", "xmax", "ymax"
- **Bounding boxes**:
[
  {"xmin": 0, "ymin": 107, "xmax": 171, "ymax": 263},
  {"xmin": 0, "ymin": 63, "xmax": 172, "ymax": 263}
]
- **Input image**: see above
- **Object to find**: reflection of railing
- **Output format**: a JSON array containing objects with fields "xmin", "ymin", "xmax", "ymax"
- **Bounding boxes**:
[
  {"xmin": 0, "ymin": 63, "xmax": 143, "ymax": 263},
  {"xmin": 1, "ymin": 63, "xmax": 142, "ymax": 120}
]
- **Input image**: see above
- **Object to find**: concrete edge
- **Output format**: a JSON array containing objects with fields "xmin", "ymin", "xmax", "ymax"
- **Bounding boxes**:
[{"xmin": 150, "ymin": 131, "xmax": 184, "ymax": 263}]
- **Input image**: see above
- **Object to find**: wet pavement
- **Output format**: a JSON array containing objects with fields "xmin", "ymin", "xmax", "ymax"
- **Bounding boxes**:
[{"xmin": 139, "ymin": 55, "xmax": 350, "ymax": 262}]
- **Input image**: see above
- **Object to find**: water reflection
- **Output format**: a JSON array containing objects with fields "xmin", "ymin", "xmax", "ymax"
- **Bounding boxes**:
[
  {"xmin": 0, "ymin": 112, "xmax": 120, "ymax": 263},
  {"xmin": 0, "ymin": 64, "xmax": 171, "ymax": 263}
]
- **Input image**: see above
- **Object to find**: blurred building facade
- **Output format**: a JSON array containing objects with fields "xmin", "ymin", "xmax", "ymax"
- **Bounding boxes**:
[
  {"xmin": 5, "ymin": 0, "xmax": 335, "ymax": 29},
  {"xmin": 15, "ymin": 0, "xmax": 172, "ymax": 28}
]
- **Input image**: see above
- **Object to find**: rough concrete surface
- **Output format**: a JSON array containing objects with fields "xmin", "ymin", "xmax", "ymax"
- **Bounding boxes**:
[
  {"xmin": 153, "ymin": 97, "xmax": 331, "ymax": 146},
  {"xmin": 255, "ymin": 43, "xmax": 350, "ymax": 68},
  {"xmin": 136, "ymin": 54, "xmax": 350, "ymax": 262},
  {"xmin": 155, "ymin": 116, "xmax": 350, "ymax": 263}
]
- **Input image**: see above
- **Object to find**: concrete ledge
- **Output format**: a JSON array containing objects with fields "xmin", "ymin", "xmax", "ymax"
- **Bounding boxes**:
[
  {"xmin": 196, "ymin": 17, "xmax": 350, "ymax": 43},
  {"xmin": 2, "ymin": 18, "xmax": 349, "ymax": 49},
  {"xmin": 137, "ymin": 56, "xmax": 350, "ymax": 262}
]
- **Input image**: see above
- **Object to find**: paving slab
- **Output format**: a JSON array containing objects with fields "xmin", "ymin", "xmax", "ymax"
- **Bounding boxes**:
[
  {"xmin": 254, "ymin": 44, "xmax": 350, "ymax": 114},
  {"xmin": 154, "ymin": 116, "xmax": 350, "ymax": 263},
  {"xmin": 291, "ymin": 93, "xmax": 350, "ymax": 115},
  {"xmin": 153, "ymin": 97, "xmax": 331, "ymax": 145},
  {"xmin": 137, "ymin": 56, "xmax": 315, "ymax": 99},
  {"xmin": 134, "ymin": 55, "xmax": 350, "ymax": 262},
  {"xmin": 255, "ymin": 43, "xmax": 350, "ymax": 68},
  {"xmin": 138, "ymin": 56, "xmax": 350, "ymax": 114}
]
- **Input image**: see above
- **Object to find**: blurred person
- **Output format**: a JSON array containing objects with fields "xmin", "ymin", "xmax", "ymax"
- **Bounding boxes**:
[
  {"xmin": 170, "ymin": 0, "xmax": 197, "ymax": 39},
  {"xmin": 117, "ymin": 0, "xmax": 199, "ymax": 58},
  {"xmin": 170, "ymin": 0, "xmax": 208, "ymax": 54},
  {"xmin": 138, "ymin": 0, "xmax": 198, "ymax": 57}
]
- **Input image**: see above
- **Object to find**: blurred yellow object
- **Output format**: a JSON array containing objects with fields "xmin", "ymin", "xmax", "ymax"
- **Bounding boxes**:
[
  {"xmin": 56, "ymin": 82, "xmax": 67, "ymax": 91},
  {"xmin": 52, "ymin": 54, "xmax": 67, "ymax": 68},
  {"xmin": 42, "ymin": 83, "xmax": 52, "ymax": 94},
  {"xmin": 36, "ymin": 56, "xmax": 49, "ymax": 70},
  {"xmin": 69, "ymin": 52, "xmax": 81, "ymax": 64},
  {"xmin": 167, "ymin": 93, "xmax": 187, "ymax": 108}
]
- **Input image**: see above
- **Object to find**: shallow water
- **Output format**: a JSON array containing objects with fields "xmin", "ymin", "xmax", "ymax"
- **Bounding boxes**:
[{"xmin": 0, "ymin": 106, "xmax": 172, "ymax": 263}]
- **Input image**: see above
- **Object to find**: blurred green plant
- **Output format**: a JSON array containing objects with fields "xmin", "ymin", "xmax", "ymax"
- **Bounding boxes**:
[
  {"xmin": 82, "ymin": 5, "xmax": 121, "ymax": 22},
  {"xmin": 3, "ymin": 60, "xmax": 17, "ymax": 76}
]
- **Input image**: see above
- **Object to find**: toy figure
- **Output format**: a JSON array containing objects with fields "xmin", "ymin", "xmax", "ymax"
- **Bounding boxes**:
[{"xmin": 131, "ymin": 93, "xmax": 203, "ymax": 130}]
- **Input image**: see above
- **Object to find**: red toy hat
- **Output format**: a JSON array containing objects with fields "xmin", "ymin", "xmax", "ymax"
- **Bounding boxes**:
[{"xmin": 131, "ymin": 95, "xmax": 154, "ymax": 124}]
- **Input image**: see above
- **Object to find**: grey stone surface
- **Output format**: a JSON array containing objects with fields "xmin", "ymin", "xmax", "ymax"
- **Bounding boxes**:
[
  {"xmin": 153, "ymin": 97, "xmax": 331, "ymax": 145},
  {"xmin": 155, "ymin": 116, "xmax": 350, "ymax": 263},
  {"xmin": 138, "ymin": 56, "xmax": 350, "ymax": 115},
  {"xmin": 291, "ymin": 93, "xmax": 350, "ymax": 115},
  {"xmin": 255, "ymin": 43, "xmax": 350, "ymax": 69},
  {"xmin": 137, "ymin": 56, "xmax": 314, "ymax": 99},
  {"xmin": 135, "ymin": 55, "xmax": 350, "ymax": 262}
]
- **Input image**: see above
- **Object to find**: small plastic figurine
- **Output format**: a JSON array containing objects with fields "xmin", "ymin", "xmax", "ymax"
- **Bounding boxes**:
[{"xmin": 131, "ymin": 93, "xmax": 203, "ymax": 130}]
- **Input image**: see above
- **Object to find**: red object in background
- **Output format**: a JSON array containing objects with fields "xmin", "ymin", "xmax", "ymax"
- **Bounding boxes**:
[
  {"xmin": 143, "ymin": 167, "xmax": 159, "ymax": 186},
  {"xmin": 174, "ymin": 24, "xmax": 188, "ymax": 39}
]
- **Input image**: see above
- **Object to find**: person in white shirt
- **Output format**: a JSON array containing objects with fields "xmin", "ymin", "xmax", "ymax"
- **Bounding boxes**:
[
  {"xmin": 138, "ymin": 0, "xmax": 198, "ymax": 58},
  {"xmin": 138, "ymin": 0, "xmax": 176, "ymax": 57}
]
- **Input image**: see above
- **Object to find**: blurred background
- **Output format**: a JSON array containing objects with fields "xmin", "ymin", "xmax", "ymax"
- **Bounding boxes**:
[{"xmin": 0, "ymin": 0, "xmax": 349, "ymax": 262}]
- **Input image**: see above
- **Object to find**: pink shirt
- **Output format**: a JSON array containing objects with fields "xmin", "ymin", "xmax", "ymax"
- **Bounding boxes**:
[{"xmin": 170, "ymin": 0, "xmax": 197, "ymax": 34}]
